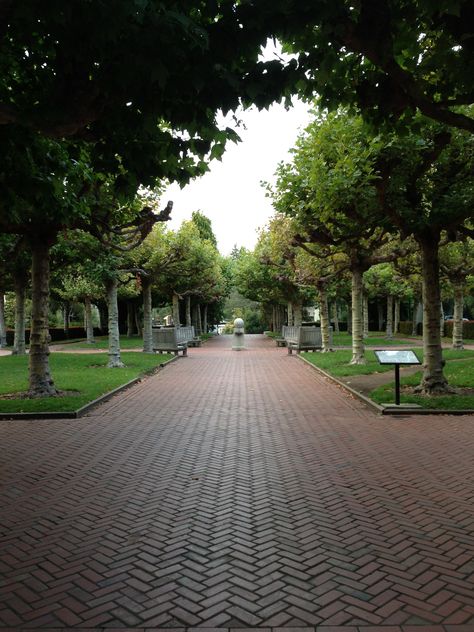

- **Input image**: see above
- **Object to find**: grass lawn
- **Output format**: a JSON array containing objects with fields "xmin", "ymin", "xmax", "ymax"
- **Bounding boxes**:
[
  {"xmin": 332, "ymin": 331, "xmax": 415, "ymax": 347},
  {"xmin": 303, "ymin": 348, "xmax": 474, "ymax": 409},
  {"xmin": 55, "ymin": 335, "xmax": 144, "ymax": 350},
  {"xmin": 0, "ymin": 352, "xmax": 173, "ymax": 414}
]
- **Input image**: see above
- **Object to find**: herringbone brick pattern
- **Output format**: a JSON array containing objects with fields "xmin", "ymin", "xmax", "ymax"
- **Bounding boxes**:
[{"xmin": 0, "ymin": 335, "xmax": 473, "ymax": 632}]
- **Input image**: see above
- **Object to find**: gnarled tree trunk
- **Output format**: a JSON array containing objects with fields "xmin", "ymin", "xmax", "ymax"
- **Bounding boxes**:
[
  {"xmin": 28, "ymin": 240, "xmax": 57, "ymax": 397},
  {"xmin": 12, "ymin": 278, "xmax": 26, "ymax": 355},
  {"xmin": 386, "ymin": 295, "xmax": 393, "ymax": 340},
  {"xmin": 106, "ymin": 278, "xmax": 124, "ymax": 368},
  {"xmin": 416, "ymin": 235, "xmax": 450, "ymax": 394},
  {"xmin": 142, "ymin": 278, "xmax": 153, "ymax": 353},
  {"xmin": 84, "ymin": 297, "xmax": 95, "ymax": 344},
  {"xmin": 350, "ymin": 268, "xmax": 365, "ymax": 364},
  {"xmin": 452, "ymin": 284, "xmax": 464, "ymax": 350},
  {"xmin": 319, "ymin": 288, "xmax": 331, "ymax": 352}
]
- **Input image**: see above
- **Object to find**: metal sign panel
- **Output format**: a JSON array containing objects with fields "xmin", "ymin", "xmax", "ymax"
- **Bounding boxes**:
[{"xmin": 374, "ymin": 350, "xmax": 420, "ymax": 365}]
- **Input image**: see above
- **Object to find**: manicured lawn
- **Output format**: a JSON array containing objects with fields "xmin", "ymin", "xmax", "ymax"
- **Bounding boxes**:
[
  {"xmin": 303, "ymin": 348, "xmax": 474, "ymax": 409},
  {"xmin": 56, "ymin": 335, "xmax": 144, "ymax": 350},
  {"xmin": 0, "ymin": 352, "xmax": 173, "ymax": 414},
  {"xmin": 332, "ymin": 331, "xmax": 415, "ymax": 347}
]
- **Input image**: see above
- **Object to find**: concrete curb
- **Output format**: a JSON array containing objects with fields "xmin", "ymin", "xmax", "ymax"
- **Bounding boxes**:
[
  {"xmin": 297, "ymin": 354, "xmax": 474, "ymax": 416},
  {"xmin": 0, "ymin": 355, "xmax": 178, "ymax": 421}
]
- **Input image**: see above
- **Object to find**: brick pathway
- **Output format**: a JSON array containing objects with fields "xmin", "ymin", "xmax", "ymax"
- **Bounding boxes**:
[{"xmin": 1, "ymin": 334, "xmax": 473, "ymax": 632}]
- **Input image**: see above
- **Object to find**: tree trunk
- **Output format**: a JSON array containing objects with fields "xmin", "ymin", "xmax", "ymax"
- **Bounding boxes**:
[
  {"xmin": 293, "ymin": 302, "xmax": 302, "ymax": 327},
  {"xmin": 98, "ymin": 302, "xmax": 108, "ymax": 334},
  {"xmin": 185, "ymin": 295, "xmax": 192, "ymax": 327},
  {"xmin": 378, "ymin": 301, "xmax": 384, "ymax": 331},
  {"xmin": 287, "ymin": 301, "xmax": 293, "ymax": 326},
  {"xmin": 350, "ymin": 268, "xmax": 365, "ymax": 364},
  {"xmin": 0, "ymin": 291, "xmax": 7, "ymax": 348},
  {"xmin": 12, "ymin": 279, "xmax": 26, "ymax": 355},
  {"xmin": 84, "ymin": 297, "xmax": 95, "ymax": 344},
  {"xmin": 134, "ymin": 304, "xmax": 142, "ymax": 337},
  {"xmin": 319, "ymin": 288, "xmax": 331, "ymax": 352},
  {"xmin": 412, "ymin": 299, "xmax": 421, "ymax": 336},
  {"xmin": 362, "ymin": 292, "xmax": 369, "ymax": 339},
  {"xmin": 126, "ymin": 302, "xmax": 135, "ymax": 336},
  {"xmin": 415, "ymin": 236, "xmax": 451, "ymax": 394},
  {"xmin": 172, "ymin": 293, "xmax": 180, "ymax": 326},
  {"xmin": 196, "ymin": 302, "xmax": 202, "ymax": 335},
  {"xmin": 141, "ymin": 278, "xmax": 153, "ymax": 353},
  {"xmin": 28, "ymin": 240, "xmax": 57, "ymax": 396},
  {"xmin": 347, "ymin": 299, "xmax": 352, "ymax": 334},
  {"xmin": 106, "ymin": 278, "xmax": 124, "ymax": 368},
  {"xmin": 394, "ymin": 297, "xmax": 400, "ymax": 334},
  {"xmin": 386, "ymin": 295, "xmax": 393, "ymax": 339},
  {"xmin": 452, "ymin": 284, "xmax": 464, "ymax": 350},
  {"xmin": 332, "ymin": 301, "xmax": 340, "ymax": 333},
  {"xmin": 203, "ymin": 304, "xmax": 208, "ymax": 334},
  {"xmin": 63, "ymin": 301, "xmax": 70, "ymax": 338}
]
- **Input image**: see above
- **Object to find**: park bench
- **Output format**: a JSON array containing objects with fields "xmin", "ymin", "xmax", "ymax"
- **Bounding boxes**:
[
  {"xmin": 275, "ymin": 325, "xmax": 291, "ymax": 346},
  {"xmin": 152, "ymin": 327, "xmax": 188, "ymax": 356},
  {"xmin": 176, "ymin": 325, "xmax": 202, "ymax": 347},
  {"xmin": 286, "ymin": 326, "xmax": 329, "ymax": 354}
]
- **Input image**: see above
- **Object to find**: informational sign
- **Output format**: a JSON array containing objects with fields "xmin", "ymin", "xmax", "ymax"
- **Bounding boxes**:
[
  {"xmin": 374, "ymin": 350, "xmax": 420, "ymax": 365},
  {"xmin": 374, "ymin": 349, "xmax": 420, "ymax": 406}
]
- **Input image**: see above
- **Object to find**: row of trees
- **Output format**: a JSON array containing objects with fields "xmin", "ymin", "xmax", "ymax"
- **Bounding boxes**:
[
  {"xmin": 1, "ymin": 2, "xmax": 473, "ymax": 398},
  {"xmin": 0, "ymin": 211, "xmax": 229, "ymax": 367},
  {"xmin": 235, "ymin": 107, "xmax": 474, "ymax": 396}
]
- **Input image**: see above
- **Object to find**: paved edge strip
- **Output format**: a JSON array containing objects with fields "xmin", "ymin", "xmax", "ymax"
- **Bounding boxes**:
[
  {"xmin": 0, "ymin": 626, "xmax": 469, "ymax": 631},
  {"xmin": 297, "ymin": 354, "xmax": 474, "ymax": 416},
  {"xmin": 0, "ymin": 355, "xmax": 178, "ymax": 421}
]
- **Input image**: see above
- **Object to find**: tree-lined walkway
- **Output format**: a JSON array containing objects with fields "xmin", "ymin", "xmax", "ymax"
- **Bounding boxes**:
[{"xmin": 1, "ymin": 334, "xmax": 473, "ymax": 631}]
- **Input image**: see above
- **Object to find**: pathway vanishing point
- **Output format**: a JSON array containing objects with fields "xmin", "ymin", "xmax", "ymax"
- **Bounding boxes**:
[{"xmin": 1, "ymin": 334, "xmax": 473, "ymax": 632}]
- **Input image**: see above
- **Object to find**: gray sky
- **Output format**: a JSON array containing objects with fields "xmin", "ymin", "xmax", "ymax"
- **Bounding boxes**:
[{"xmin": 164, "ymin": 100, "xmax": 312, "ymax": 255}]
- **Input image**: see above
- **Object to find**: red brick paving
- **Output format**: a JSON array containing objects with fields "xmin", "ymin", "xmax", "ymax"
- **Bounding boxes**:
[{"xmin": 0, "ymin": 334, "xmax": 473, "ymax": 632}]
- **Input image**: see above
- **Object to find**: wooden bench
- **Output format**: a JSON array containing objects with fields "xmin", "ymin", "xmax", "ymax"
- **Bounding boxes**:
[
  {"xmin": 275, "ymin": 325, "xmax": 291, "ymax": 347},
  {"xmin": 176, "ymin": 325, "xmax": 202, "ymax": 347},
  {"xmin": 287, "ymin": 326, "xmax": 323, "ymax": 354},
  {"xmin": 152, "ymin": 327, "xmax": 187, "ymax": 356}
]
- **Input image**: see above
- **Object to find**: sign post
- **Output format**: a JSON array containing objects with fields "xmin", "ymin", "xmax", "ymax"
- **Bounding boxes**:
[{"xmin": 374, "ymin": 350, "xmax": 421, "ymax": 406}]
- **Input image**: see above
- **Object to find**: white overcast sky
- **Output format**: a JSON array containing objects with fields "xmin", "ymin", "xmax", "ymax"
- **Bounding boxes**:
[{"xmin": 165, "ymin": 100, "xmax": 311, "ymax": 255}]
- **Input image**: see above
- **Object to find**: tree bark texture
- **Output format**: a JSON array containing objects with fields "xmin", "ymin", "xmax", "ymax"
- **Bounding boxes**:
[
  {"xmin": 386, "ymin": 295, "xmax": 393, "ymax": 339},
  {"xmin": 185, "ymin": 295, "xmax": 192, "ymax": 327},
  {"xmin": 202, "ymin": 304, "xmax": 208, "ymax": 334},
  {"xmin": 12, "ymin": 279, "xmax": 26, "ymax": 355},
  {"xmin": 378, "ymin": 301, "xmax": 384, "ymax": 331},
  {"xmin": 287, "ymin": 302, "xmax": 293, "ymax": 326},
  {"xmin": 126, "ymin": 302, "xmax": 135, "ymax": 337},
  {"xmin": 347, "ymin": 299, "xmax": 352, "ymax": 334},
  {"xmin": 452, "ymin": 284, "xmax": 464, "ymax": 350},
  {"xmin": 84, "ymin": 297, "xmax": 95, "ymax": 344},
  {"xmin": 363, "ymin": 293, "xmax": 369, "ymax": 339},
  {"xmin": 106, "ymin": 278, "xmax": 124, "ymax": 368},
  {"xmin": 142, "ymin": 278, "xmax": 153, "ymax": 353},
  {"xmin": 172, "ymin": 293, "xmax": 180, "ymax": 326},
  {"xmin": 394, "ymin": 297, "xmax": 400, "ymax": 334},
  {"xmin": 416, "ymin": 236, "xmax": 450, "ymax": 394},
  {"xmin": 319, "ymin": 289, "xmax": 331, "ymax": 352},
  {"xmin": 350, "ymin": 268, "xmax": 365, "ymax": 364},
  {"xmin": 332, "ymin": 301, "xmax": 340, "ymax": 333},
  {"xmin": 28, "ymin": 240, "xmax": 57, "ymax": 396},
  {"xmin": 293, "ymin": 302, "xmax": 302, "ymax": 327},
  {"xmin": 0, "ymin": 291, "xmax": 7, "ymax": 348}
]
